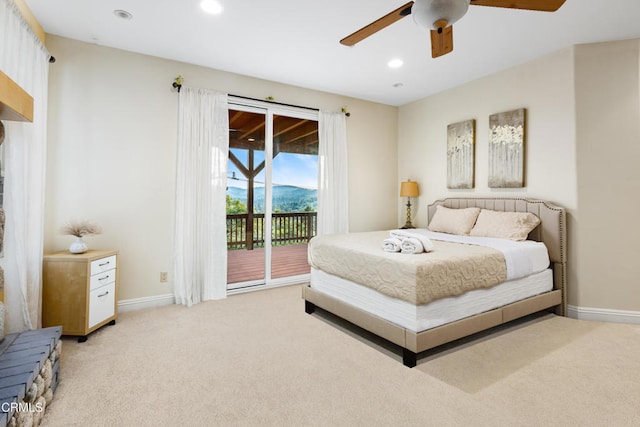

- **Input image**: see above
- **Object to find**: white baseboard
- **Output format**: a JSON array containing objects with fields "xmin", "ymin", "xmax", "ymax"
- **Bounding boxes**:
[
  {"xmin": 118, "ymin": 293, "xmax": 175, "ymax": 313},
  {"xmin": 567, "ymin": 305, "xmax": 640, "ymax": 324}
]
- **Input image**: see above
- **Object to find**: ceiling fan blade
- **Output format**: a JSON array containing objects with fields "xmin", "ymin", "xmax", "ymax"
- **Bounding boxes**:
[
  {"xmin": 340, "ymin": 1, "xmax": 414, "ymax": 46},
  {"xmin": 470, "ymin": 0, "xmax": 566, "ymax": 12},
  {"xmin": 430, "ymin": 20, "xmax": 453, "ymax": 58}
]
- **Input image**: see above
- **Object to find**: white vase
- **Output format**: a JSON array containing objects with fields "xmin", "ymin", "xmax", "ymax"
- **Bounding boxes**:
[{"xmin": 69, "ymin": 236, "xmax": 88, "ymax": 254}]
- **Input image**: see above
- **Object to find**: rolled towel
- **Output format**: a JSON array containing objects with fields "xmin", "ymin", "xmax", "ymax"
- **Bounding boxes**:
[
  {"xmin": 390, "ymin": 229, "xmax": 434, "ymax": 252},
  {"xmin": 400, "ymin": 237, "xmax": 424, "ymax": 254},
  {"xmin": 382, "ymin": 237, "xmax": 402, "ymax": 252}
]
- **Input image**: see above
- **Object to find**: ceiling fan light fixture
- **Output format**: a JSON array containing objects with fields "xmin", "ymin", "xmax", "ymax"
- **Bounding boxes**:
[{"xmin": 412, "ymin": 0, "xmax": 470, "ymax": 29}]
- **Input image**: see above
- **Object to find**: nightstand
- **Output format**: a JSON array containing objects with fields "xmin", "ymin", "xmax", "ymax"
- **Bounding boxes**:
[{"xmin": 42, "ymin": 249, "xmax": 118, "ymax": 342}]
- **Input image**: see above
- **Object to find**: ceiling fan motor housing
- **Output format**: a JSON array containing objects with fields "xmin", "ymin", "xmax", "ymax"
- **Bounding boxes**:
[{"xmin": 412, "ymin": 0, "xmax": 470, "ymax": 29}]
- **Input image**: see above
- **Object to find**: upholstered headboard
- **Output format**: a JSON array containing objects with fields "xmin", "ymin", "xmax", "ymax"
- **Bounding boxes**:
[{"xmin": 427, "ymin": 198, "xmax": 567, "ymax": 315}]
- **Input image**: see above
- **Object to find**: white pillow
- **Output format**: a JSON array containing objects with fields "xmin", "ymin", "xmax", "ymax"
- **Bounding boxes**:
[
  {"xmin": 428, "ymin": 206, "xmax": 481, "ymax": 235},
  {"xmin": 470, "ymin": 209, "xmax": 541, "ymax": 241}
]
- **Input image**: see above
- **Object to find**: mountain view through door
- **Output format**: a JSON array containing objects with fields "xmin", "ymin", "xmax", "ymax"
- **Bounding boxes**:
[{"xmin": 226, "ymin": 107, "xmax": 318, "ymax": 288}]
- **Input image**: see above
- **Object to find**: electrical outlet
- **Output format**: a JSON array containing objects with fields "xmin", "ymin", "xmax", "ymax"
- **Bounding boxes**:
[{"xmin": 160, "ymin": 272, "xmax": 168, "ymax": 282}]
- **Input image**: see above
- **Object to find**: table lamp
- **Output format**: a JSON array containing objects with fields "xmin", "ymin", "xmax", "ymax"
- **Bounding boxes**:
[{"xmin": 400, "ymin": 180, "xmax": 419, "ymax": 229}]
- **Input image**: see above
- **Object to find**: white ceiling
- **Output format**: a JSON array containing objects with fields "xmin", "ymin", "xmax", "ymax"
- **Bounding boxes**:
[{"xmin": 25, "ymin": 0, "xmax": 640, "ymax": 106}]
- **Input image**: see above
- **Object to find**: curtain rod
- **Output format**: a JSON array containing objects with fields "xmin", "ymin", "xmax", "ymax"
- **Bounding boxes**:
[
  {"xmin": 229, "ymin": 94, "xmax": 319, "ymax": 113},
  {"xmin": 172, "ymin": 81, "xmax": 350, "ymax": 116},
  {"xmin": 230, "ymin": 94, "xmax": 350, "ymax": 116}
]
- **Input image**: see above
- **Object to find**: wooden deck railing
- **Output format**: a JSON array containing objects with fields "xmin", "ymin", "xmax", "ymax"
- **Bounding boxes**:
[{"xmin": 227, "ymin": 212, "xmax": 317, "ymax": 250}]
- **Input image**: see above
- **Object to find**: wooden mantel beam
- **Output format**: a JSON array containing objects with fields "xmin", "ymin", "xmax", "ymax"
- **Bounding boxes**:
[{"xmin": 0, "ymin": 70, "xmax": 34, "ymax": 122}]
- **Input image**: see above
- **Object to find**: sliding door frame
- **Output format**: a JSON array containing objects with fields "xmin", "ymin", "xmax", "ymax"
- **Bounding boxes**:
[{"xmin": 227, "ymin": 96, "xmax": 318, "ymax": 294}]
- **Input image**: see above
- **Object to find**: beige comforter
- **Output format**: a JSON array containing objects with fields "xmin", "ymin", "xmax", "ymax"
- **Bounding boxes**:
[{"xmin": 308, "ymin": 231, "xmax": 507, "ymax": 305}]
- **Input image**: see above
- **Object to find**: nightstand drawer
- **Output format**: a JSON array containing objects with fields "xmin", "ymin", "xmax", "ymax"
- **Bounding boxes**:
[
  {"xmin": 90, "ymin": 255, "xmax": 117, "ymax": 276},
  {"xmin": 88, "ymin": 283, "xmax": 115, "ymax": 328},
  {"xmin": 90, "ymin": 269, "xmax": 116, "ymax": 291}
]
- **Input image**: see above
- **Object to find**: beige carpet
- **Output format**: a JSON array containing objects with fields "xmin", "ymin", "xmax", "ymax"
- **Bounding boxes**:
[{"xmin": 41, "ymin": 285, "xmax": 640, "ymax": 427}]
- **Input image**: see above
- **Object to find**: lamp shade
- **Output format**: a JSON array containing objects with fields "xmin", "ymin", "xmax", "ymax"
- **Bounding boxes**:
[{"xmin": 400, "ymin": 180, "xmax": 419, "ymax": 197}]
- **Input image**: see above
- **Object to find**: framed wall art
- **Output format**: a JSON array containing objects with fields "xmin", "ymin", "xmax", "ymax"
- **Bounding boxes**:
[
  {"xmin": 488, "ymin": 108, "xmax": 526, "ymax": 188},
  {"xmin": 446, "ymin": 119, "xmax": 475, "ymax": 189}
]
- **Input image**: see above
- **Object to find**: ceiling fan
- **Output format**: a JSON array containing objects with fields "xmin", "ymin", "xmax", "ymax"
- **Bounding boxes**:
[{"xmin": 340, "ymin": 0, "xmax": 567, "ymax": 58}]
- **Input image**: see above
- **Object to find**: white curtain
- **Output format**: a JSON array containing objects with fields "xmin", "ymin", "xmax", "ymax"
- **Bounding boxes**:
[
  {"xmin": 173, "ymin": 87, "xmax": 229, "ymax": 306},
  {"xmin": 317, "ymin": 111, "xmax": 349, "ymax": 236},
  {"xmin": 0, "ymin": 0, "xmax": 50, "ymax": 332}
]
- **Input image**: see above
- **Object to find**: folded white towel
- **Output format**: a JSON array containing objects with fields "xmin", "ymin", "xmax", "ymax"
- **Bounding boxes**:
[
  {"xmin": 382, "ymin": 237, "xmax": 402, "ymax": 252},
  {"xmin": 390, "ymin": 229, "xmax": 434, "ymax": 252},
  {"xmin": 400, "ymin": 237, "xmax": 424, "ymax": 254}
]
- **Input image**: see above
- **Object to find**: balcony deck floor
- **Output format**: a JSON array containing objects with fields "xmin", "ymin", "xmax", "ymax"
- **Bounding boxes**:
[{"xmin": 227, "ymin": 243, "xmax": 309, "ymax": 285}]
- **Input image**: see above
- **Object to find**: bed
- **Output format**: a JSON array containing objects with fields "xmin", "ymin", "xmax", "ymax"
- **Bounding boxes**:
[{"xmin": 302, "ymin": 198, "xmax": 566, "ymax": 367}]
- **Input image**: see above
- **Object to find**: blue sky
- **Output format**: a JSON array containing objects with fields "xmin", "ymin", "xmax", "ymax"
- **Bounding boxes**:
[{"xmin": 227, "ymin": 149, "xmax": 318, "ymax": 190}]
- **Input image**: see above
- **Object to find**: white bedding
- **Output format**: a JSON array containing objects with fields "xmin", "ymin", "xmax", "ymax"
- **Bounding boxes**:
[
  {"xmin": 308, "ymin": 230, "xmax": 550, "ymax": 305},
  {"xmin": 310, "ymin": 267, "xmax": 553, "ymax": 333},
  {"xmin": 423, "ymin": 230, "xmax": 550, "ymax": 280}
]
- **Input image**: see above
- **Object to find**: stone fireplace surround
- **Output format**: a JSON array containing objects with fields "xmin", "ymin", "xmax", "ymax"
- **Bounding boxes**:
[{"xmin": 0, "ymin": 327, "xmax": 61, "ymax": 426}]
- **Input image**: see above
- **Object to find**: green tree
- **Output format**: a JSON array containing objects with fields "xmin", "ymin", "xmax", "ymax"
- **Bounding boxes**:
[{"xmin": 226, "ymin": 195, "xmax": 247, "ymax": 214}]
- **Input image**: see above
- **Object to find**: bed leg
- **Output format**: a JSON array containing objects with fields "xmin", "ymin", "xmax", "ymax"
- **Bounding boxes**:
[
  {"xmin": 402, "ymin": 349, "xmax": 417, "ymax": 368},
  {"xmin": 305, "ymin": 300, "xmax": 316, "ymax": 314}
]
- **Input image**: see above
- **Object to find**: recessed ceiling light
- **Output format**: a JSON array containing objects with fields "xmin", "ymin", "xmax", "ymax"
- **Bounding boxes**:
[
  {"xmin": 113, "ymin": 9, "xmax": 133, "ymax": 20},
  {"xmin": 387, "ymin": 59, "xmax": 404, "ymax": 69},
  {"xmin": 201, "ymin": 0, "xmax": 224, "ymax": 14}
]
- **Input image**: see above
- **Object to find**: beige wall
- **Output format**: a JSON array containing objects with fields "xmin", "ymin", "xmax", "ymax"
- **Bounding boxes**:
[
  {"xmin": 43, "ymin": 36, "xmax": 398, "ymax": 301},
  {"xmin": 398, "ymin": 39, "xmax": 640, "ymax": 314},
  {"xmin": 574, "ymin": 39, "xmax": 640, "ymax": 311},
  {"xmin": 398, "ymin": 48, "xmax": 577, "ymax": 216}
]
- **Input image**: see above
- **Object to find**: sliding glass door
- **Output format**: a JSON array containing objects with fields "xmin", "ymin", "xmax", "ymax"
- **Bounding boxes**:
[
  {"xmin": 226, "ymin": 102, "xmax": 318, "ymax": 290},
  {"xmin": 270, "ymin": 114, "xmax": 318, "ymax": 279},
  {"xmin": 226, "ymin": 106, "xmax": 266, "ymax": 286}
]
